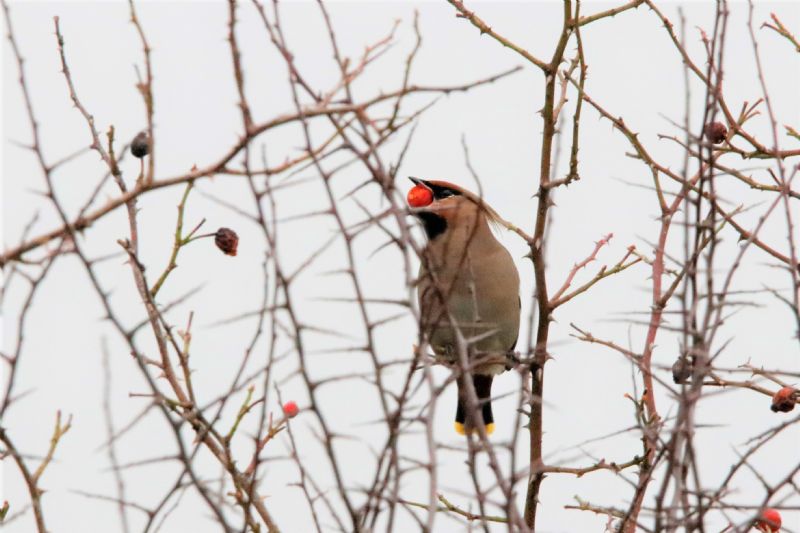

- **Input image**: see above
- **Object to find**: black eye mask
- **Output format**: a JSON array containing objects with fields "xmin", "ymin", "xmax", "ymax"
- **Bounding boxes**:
[{"xmin": 428, "ymin": 183, "xmax": 461, "ymax": 200}]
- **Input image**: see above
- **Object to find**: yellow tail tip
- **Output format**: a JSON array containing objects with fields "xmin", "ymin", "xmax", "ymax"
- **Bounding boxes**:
[{"xmin": 454, "ymin": 422, "xmax": 495, "ymax": 436}]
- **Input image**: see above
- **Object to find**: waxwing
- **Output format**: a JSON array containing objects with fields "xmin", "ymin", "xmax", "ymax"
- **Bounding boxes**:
[{"xmin": 408, "ymin": 177, "xmax": 520, "ymax": 435}]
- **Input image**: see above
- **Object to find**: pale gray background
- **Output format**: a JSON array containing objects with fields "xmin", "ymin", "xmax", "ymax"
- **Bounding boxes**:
[{"xmin": 2, "ymin": 1, "xmax": 799, "ymax": 532}]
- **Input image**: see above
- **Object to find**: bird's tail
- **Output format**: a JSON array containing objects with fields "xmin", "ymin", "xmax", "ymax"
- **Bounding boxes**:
[{"xmin": 454, "ymin": 374, "xmax": 495, "ymax": 435}]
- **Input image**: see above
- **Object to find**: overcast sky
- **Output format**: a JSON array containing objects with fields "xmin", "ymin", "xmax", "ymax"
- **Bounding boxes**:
[{"xmin": 2, "ymin": 1, "xmax": 799, "ymax": 532}]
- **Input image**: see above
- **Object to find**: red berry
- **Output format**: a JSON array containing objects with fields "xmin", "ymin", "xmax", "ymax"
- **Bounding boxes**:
[
  {"xmin": 282, "ymin": 401, "xmax": 299, "ymax": 418},
  {"xmin": 407, "ymin": 184, "xmax": 433, "ymax": 208},
  {"xmin": 771, "ymin": 386, "xmax": 797, "ymax": 413},
  {"xmin": 755, "ymin": 508, "xmax": 781, "ymax": 532}
]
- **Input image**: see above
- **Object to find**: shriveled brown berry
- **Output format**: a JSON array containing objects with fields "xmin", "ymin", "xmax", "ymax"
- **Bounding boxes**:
[
  {"xmin": 770, "ymin": 386, "xmax": 797, "ymax": 413},
  {"xmin": 215, "ymin": 228, "xmax": 239, "ymax": 256},
  {"xmin": 703, "ymin": 122, "xmax": 727, "ymax": 144},
  {"xmin": 672, "ymin": 357, "xmax": 692, "ymax": 384},
  {"xmin": 131, "ymin": 131, "xmax": 150, "ymax": 158}
]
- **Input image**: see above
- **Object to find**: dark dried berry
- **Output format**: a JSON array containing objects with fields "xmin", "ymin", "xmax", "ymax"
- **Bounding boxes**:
[
  {"xmin": 703, "ymin": 122, "xmax": 727, "ymax": 144},
  {"xmin": 131, "ymin": 131, "xmax": 150, "ymax": 158},
  {"xmin": 771, "ymin": 386, "xmax": 797, "ymax": 413},
  {"xmin": 215, "ymin": 228, "xmax": 239, "ymax": 256},
  {"xmin": 672, "ymin": 357, "xmax": 692, "ymax": 384}
]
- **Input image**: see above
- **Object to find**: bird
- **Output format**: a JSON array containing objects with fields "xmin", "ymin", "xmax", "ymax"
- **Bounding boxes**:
[{"xmin": 408, "ymin": 177, "xmax": 520, "ymax": 436}]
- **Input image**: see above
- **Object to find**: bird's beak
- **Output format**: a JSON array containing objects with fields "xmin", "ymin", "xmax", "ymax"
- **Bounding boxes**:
[{"xmin": 409, "ymin": 176, "xmax": 426, "ymax": 187}]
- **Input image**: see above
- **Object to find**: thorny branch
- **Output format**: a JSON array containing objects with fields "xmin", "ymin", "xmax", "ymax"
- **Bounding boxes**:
[{"xmin": 2, "ymin": 1, "xmax": 798, "ymax": 532}]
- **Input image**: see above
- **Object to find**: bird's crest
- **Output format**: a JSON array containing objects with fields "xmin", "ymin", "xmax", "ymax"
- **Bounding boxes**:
[{"xmin": 413, "ymin": 178, "xmax": 505, "ymax": 227}]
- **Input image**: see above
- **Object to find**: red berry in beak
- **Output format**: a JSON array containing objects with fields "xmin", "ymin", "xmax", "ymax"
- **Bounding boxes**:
[{"xmin": 407, "ymin": 184, "xmax": 433, "ymax": 208}]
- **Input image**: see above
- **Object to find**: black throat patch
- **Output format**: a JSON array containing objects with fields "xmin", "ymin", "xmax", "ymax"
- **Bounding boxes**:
[{"xmin": 417, "ymin": 212, "xmax": 447, "ymax": 240}]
